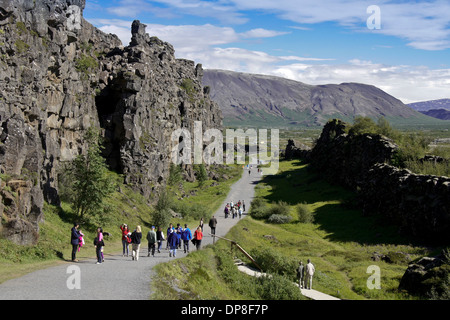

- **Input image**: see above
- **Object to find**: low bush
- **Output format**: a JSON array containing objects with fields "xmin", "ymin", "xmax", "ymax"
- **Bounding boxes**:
[
  {"xmin": 297, "ymin": 203, "xmax": 314, "ymax": 223},
  {"xmin": 267, "ymin": 201, "xmax": 290, "ymax": 216},
  {"xmin": 268, "ymin": 214, "xmax": 292, "ymax": 224},
  {"xmin": 249, "ymin": 198, "xmax": 271, "ymax": 220}
]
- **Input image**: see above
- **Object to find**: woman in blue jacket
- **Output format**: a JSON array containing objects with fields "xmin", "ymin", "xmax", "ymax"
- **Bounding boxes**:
[{"xmin": 181, "ymin": 224, "xmax": 192, "ymax": 253}]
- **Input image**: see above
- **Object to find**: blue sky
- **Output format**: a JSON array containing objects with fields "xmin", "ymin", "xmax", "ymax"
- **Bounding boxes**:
[{"xmin": 84, "ymin": 0, "xmax": 450, "ymax": 103}]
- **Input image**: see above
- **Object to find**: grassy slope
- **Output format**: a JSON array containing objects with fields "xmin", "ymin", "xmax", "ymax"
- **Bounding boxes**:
[
  {"xmin": 0, "ymin": 166, "xmax": 242, "ymax": 284},
  {"xmin": 152, "ymin": 160, "xmax": 438, "ymax": 300},
  {"xmin": 243, "ymin": 160, "xmax": 438, "ymax": 299}
]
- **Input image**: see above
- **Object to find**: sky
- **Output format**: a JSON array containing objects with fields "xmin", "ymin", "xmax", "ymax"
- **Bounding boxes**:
[{"xmin": 84, "ymin": 0, "xmax": 450, "ymax": 104}]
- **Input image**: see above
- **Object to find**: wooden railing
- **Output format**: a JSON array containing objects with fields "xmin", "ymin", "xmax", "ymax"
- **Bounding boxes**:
[{"xmin": 209, "ymin": 233, "xmax": 263, "ymax": 272}]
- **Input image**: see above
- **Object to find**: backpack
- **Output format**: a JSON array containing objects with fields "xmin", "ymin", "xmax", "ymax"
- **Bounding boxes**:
[{"xmin": 126, "ymin": 233, "xmax": 132, "ymax": 243}]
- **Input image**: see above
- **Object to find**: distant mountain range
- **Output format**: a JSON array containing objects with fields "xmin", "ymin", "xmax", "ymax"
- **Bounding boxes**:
[
  {"xmin": 407, "ymin": 99, "xmax": 450, "ymax": 121},
  {"xmin": 408, "ymin": 99, "xmax": 450, "ymax": 112},
  {"xmin": 203, "ymin": 69, "xmax": 446, "ymax": 128}
]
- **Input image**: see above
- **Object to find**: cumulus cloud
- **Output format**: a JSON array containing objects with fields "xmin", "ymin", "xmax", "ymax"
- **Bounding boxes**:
[{"xmin": 140, "ymin": 0, "xmax": 450, "ymax": 51}]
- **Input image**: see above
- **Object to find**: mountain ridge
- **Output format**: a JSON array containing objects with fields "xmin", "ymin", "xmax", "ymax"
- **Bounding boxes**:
[{"xmin": 203, "ymin": 69, "xmax": 442, "ymax": 127}]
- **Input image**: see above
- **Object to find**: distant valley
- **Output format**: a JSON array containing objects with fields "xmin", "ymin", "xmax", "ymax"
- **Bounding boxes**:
[{"xmin": 203, "ymin": 69, "xmax": 447, "ymax": 128}]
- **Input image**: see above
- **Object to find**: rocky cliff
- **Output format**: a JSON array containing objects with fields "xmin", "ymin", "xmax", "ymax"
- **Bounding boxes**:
[
  {"xmin": 308, "ymin": 119, "xmax": 450, "ymax": 244},
  {"xmin": 0, "ymin": 0, "xmax": 222, "ymax": 245}
]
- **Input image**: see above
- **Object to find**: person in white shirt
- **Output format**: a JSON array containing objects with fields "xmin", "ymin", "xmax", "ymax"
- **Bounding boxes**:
[{"xmin": 305, "ymin": 259, "xmax": 315, "ymax": 290}]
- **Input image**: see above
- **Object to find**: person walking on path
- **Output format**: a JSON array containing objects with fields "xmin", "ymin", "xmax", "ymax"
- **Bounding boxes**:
[
  {"xmin": 193, "ymin": 226, "xmax": 203, "ymax": 250},
  {"xmin": 167, "ymin": 228, "xmax": 179, "ymax": 257},
  {"xmin": 166, "ymin": 223, "xmax": 173, "ymax": 250},
  {"xmin": 71, "ymin": 222, "xmax": 81, "ymax": 262},
  {"xmin": 305, "ymin": 259, "xmax": 315, "ymax": 290},
  {"xmin": 131, "ymin": 226, "xmax": 142, "ymax": 261},
  {"xmin": 181, "ymin": 224, "xmax": 192, "ymax": 253},
  {"xmin": 156, "ymin": 227, "xmax": 164, "ymax": 253},
  {"xmin": 176, "ymin": 224, "xmax": 182, "ymax": 249},
  {"xmin": 120, "ymin": 224, "xmax": 131, "ymax": 257},
  {"xmin": 146, "ymin": 226, "xmax": 157, "ymax": 257},
  {"xmin": 199, "ymin": 218, "xmax": 204, "ymax": 232},
  {"xmin": 94, "ymin": 227, "xmax": 105, "ymax": 264},
  {"xmin": 297, "ymin": 261, "xmax": 305, "ymax": 289},
  {"xmin": 209, "ymin": 215, "xmax": 217, "ymax": 242}
]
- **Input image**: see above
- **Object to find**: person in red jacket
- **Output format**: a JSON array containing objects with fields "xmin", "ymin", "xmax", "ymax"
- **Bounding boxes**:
[
  {"xmin": 193, "ymin": 226, "xmax": 203, "ymax": 251},
  {"xmin": 120, "ymin": 224, "xmax": 131, "ymax": 257}
]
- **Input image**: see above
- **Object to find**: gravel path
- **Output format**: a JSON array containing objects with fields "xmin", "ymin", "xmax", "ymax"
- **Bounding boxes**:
[{"xmin": 0, "ymin": 168, "xmax": 261, "ymax": 300}]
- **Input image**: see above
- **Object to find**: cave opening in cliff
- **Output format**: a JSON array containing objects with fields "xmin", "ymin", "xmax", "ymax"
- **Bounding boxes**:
[{"xmin": 95, "ymin": 88, "xmax": 125, "ymax": 175}]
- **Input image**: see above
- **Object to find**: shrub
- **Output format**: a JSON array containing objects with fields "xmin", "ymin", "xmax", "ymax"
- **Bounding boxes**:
[
  {"xmin": 268, "ymin": 214, "xmax": 292, "ymax": 224},
  {"xmin": 251, "ymin": 247, "xmax": 298, "ymax": 281},
  {"xmin": 255, "ymin": 274, "xmax": 303, "ymax": 300},
  {"xmin": 297, "ymin": 203, "xmax": 314, "ymax": 223},
  {"xmin": 152, "ymin": 189, "xmax": 173, "ymax": 228},
  {"xmin": 249, "ymin": 198, "xmax": 271, "ymax": 220},
  {"xmin": 267, "ymin": 201, "xmax": 290, "ymax": 216}
]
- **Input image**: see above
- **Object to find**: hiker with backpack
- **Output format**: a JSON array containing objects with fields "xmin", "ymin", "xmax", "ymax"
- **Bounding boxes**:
[{"xmin": 146, "ymin": 226, "xmax": 157, "ymax": 257}]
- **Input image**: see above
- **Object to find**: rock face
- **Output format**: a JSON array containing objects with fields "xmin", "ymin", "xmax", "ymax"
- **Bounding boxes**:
[
  {"xmin": 308, "ymin": 119, "xmax": 450, "ymax": 244},
  {"xmin": 399, "ymin": 254, "xmax": 449, "ymax": 297},
  {"xmin": 284, "ymin": 139, "xmax": 311, "ymax": 160},
  {"xmin": 309, "ymin": 119, "xmax": 398, "ymax": 189},
  {"xmin": 0, "ymin": 1, "xmax": 222, "ymax": 244}
]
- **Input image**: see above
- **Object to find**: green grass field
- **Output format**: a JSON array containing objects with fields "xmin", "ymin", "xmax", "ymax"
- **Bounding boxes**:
[{"xmin": 152, "ymin": 160, "xmax": 439, "ymax": 300}]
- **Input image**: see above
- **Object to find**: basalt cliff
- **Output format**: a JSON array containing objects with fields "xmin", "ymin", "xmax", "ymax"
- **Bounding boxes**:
[{"xmin": 0, "ymin": 0, "xmax": 222, "ymax": 245}]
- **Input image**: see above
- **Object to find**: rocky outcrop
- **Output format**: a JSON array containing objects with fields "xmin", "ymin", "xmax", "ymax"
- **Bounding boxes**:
[
  {"xmin": 309, "ymin": 119, "xmax": 398, "ymax": 189},
  {"xmin": 284, "ymin": 139, "xmax": 311, "ymax": 160},
  {"xmin": 360, "ymin": 163, "xmax": 450, "ymax": 243},
  {"xmin": 308, "ymin": 119, "xmax": 450, "ymax": 244},
  {"xmin": 0, "ymin": 0, "xmax": 222, "ymax": 244},
  {"xmin": 399, "ymin": 254, "xmax": 450, "ymax": 297}
]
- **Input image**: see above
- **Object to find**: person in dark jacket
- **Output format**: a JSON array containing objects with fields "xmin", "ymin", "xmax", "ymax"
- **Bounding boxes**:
[
  {"xmin": 71, "ymin": 222, "xmax": 81, "ymax": 262},
  {"xmin": 167, "ymin": 228, "xmax": 179, "ymax": 258},
  {"xmin": 146, "ymin": 226, "xmax": 157, "ymax": 257},
  {"xmin": 131, "ymin": 226, "xmax": 142, "ymax": 261}
]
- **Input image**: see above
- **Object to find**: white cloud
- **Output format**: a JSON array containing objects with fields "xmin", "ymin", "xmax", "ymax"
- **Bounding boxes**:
[
  {"xmin": 159, "ymin": 0, "xmax": 450, "ymax": 51},
  {"xmin": 271, "ymin": 61, "xmax": 450, "ymax": 104}
]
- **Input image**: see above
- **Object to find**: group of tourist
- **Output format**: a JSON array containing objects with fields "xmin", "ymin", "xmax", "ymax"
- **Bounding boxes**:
[
  {"xmin": 70, "ymin": 218, "xmax": 212, "ymax": 263},
  {"xmin": 224, "ymin": 200, "xmax": 245, "ymax": 219}
]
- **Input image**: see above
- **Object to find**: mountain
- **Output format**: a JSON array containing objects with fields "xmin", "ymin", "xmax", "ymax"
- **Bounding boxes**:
[
  {"xmin": 420, "ymin": 109, "xmax": 450, "ymax": 120},
  {"xmin": 408, "ymin": 99, "xmax": 450, "ymax": 112},
  {"xmin": 203, "ymin": 69, "xmax": 442, "ymax": 128}
]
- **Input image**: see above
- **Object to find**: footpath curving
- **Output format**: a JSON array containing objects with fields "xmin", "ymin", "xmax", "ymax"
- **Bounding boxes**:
[
  {"xmin": 235, "ymin": 263, "xmax": 341, "ymax": 301},
  {"xmin": 0, "ymin": 168, "xmax": 261, "ymax": 300}
]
